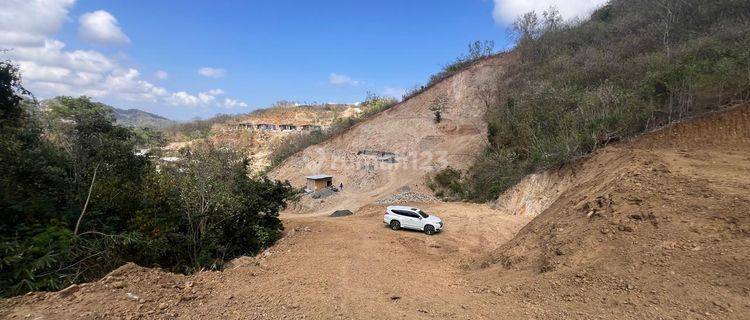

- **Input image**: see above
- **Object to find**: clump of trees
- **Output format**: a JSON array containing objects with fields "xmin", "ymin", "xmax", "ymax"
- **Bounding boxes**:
[
  {"xmin": 268, "ymin": 93, "xmax": 397, "ymax": 168},
  {"xmin": 0, "ymin": 61, "xmax": 296, "ymax": 297},
  {"xmin": 438, "ymin": 0, "xmax": 750, "ymax": 201}
]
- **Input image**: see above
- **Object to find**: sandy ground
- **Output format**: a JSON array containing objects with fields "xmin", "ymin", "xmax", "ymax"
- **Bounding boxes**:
[{"xmin": 0, "ymin": 202, "xmax": 532, "ymax": 320}]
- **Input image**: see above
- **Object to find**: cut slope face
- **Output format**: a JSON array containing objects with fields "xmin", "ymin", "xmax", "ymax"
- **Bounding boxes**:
[
  {"xmin": 269, "ymin": 54, "xmax": 513, "ymax": 214},
  {"xmin": 472, "ymin": 105, "xmax": 750, "ymax": 318}
]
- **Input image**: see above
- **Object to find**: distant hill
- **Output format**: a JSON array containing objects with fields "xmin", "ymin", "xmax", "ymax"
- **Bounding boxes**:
[
  {"xmin": 40, "ymin": 97, "xmax": 175, "ymax": 129},
  {"xmin": 112, "ymin": 107, "xmax": 175, "ymax": 129}
]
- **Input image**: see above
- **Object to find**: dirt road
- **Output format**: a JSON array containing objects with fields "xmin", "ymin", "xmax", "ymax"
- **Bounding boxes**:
[{"xmin": 1, "ymin": 202, "xmax": 532, "ymax": 319}]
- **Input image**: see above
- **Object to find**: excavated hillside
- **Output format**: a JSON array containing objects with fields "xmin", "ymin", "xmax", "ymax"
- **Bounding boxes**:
[
  {"xmin": 473, "ymin": 105, "xmax": 750, "ymax": 318},
  {"xmin": 269, "ymin": 54, "xmax": 514, "ymax": 214},
  {"xmin": 169, "ymin": 104, "xmax": 360, "ymax": 172},
  {"xmin": 2, "ymin": 104, "xmax": 747, "ymax": 320}
]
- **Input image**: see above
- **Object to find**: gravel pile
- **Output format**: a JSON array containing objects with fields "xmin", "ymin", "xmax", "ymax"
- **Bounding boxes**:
[
  {"xmin": 374, "ymin": 191, "xmax": 439, "ymax": 204},
  {"xmin": 330, "ymin": 210, "xmax": 353, "ymax": 217}
]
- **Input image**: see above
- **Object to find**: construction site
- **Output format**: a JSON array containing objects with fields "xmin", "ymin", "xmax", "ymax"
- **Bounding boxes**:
[
  {"xmin": 3, "ymin": 0, "xmax": 750, "ymax": 318},
  {"xmin": 2, "ymin": 50, "xmax": 748, "ymax": 319}
]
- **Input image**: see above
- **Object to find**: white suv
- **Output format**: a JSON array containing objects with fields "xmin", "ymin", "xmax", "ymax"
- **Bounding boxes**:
[{"xmin": 384, "ymin": 205, "xmax": 444, "ymax": 235}]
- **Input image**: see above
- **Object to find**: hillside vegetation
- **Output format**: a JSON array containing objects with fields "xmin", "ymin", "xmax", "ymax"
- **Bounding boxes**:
[
  {"xmin": 432, "ymin": 0, "xmax": 750, "ymax": 201},
  {"xmin": 0, "ymin": 65, "xmax": 296, "ymax": 297}
]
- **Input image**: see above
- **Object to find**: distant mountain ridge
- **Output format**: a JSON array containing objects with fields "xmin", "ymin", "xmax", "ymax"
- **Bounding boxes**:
[
  {"xmin": 40, "ymin": 97, "xmax": 175, "ymax": 129},
  {"xmin": 112, "ymin": 107, "xmax": 175, "ymax": 129}
]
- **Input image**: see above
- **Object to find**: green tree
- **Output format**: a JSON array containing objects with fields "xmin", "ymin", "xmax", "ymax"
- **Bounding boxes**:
[
  {"xmin": 0, "ymin": 61, "xmax": 75, "ymax": 296},
  {"xmin": 142, "ymin": 141, "xmax": 296, "ymax": 272}
]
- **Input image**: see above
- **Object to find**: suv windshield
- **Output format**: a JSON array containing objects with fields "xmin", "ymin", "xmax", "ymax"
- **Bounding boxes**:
[{"xmin": 416, "ymin": 210, "xmax": 429, "ymax": 218}]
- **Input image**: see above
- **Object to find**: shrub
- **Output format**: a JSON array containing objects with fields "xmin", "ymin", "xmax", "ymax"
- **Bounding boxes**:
[
  {"xmin": 429, "ymin": 94, "xmax": 449, "ymax": 124},
  {"xmin": 429, "ymin": 41, "xmax": 495, "ymax": 87},
  {"xmin": 427, "ymin": 167, "xmax": 465, "ymax": 200}
]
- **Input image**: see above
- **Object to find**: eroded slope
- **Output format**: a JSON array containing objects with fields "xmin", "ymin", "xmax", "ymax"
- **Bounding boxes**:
[{"xmin": 471, "ymin": 105, "xmax": 750, "ymax": 318}]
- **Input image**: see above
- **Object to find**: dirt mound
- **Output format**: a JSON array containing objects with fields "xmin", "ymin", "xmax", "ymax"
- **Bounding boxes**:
[
  {"xmin": 470, "ymin": 105, "xmax": 750, "ymax": 318},
  {"xmin": 0, "ymin": 262, "xmax": 215, "ymax": 319}
]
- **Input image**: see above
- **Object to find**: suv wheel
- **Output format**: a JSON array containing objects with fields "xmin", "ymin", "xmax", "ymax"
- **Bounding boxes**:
[
  {"xmin": 389, "ymin": 220, "xmax": 401, "ymax": 230},
  {"xmin": 424, "ymin": 225, "xmax": 435, "ymax": 235}
]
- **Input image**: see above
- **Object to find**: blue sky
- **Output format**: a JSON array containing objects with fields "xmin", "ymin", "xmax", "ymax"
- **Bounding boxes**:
[{"xmin": 1, "ymin": 0, "xmax": 605, "ymax": 121}]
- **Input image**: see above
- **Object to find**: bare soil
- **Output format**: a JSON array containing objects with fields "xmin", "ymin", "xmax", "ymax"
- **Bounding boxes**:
[{"xmin": 2, "ymin": 105, "xmax": 748, "ymax": 319}]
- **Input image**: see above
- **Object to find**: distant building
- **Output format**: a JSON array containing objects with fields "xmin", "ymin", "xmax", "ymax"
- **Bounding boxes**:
[
  {"xmin": 236, "ymin": 122, "xmax": 254, "ymax": 130},
  {"xmin": 256, "ymin": 123, "xmax": 277, "ymax": 131},
  {"xmin": 306, "ymin": 174, "xmax": 333, "ymax": 191},
  {"xmin": 279, "ymin": 124, "xmax": 297, "ymax": 131}
]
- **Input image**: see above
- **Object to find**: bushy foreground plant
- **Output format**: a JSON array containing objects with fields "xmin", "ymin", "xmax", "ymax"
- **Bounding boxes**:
[{"xmin": 0, "ymin": 61, "xmax": 297, "ymax": 297}]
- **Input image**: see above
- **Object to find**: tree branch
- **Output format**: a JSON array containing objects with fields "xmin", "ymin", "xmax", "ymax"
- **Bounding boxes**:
[{"xmin": 74, "ymin": 163, "xmax": 99, "ymax": 236}]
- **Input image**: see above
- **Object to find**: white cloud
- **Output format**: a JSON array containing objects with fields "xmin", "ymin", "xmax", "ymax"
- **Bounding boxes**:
[
  {"xmin": 0, "ymin": 0, "xmax": 75, "ymax": 47},
  {"xmin": 154, "ymin": 70, "xmax": 168, "ymax": 80},
  {"xmin": 3, "ymin": 36, "xmax": 166, "ymax": 102},
  {"xmin": 78, "ymin": 10, "xmax": 130, "ymax": 45},
  {"xmin": 167, "ymin": 91, "xmax": 201, "ymax": 106},
  {"xmin": 167, "ymin": 88, "xmax": 242, "ymax": 108},
  {"xmin": 198, "ymin": 67, "xmax": 226, "ymax": 78},
  {"xmin": 492, "ymin": 0, "xmax": 608, "ymax": 24},
  {"xmin": 205, "ymin": 88, "xmax": 224, "ymax": 95},
  {"xmin": 11, "ymin": 39, "xmax": 115, "ymax": 74},
  {"xmin": 198, "ymin": 92, "xmax": 216, "ymax": 104},
  {"xmin": 0, "ymin": 1, "xmax": 247, "ymax": 112},
  {"xmin": 329, "ymin": 73, "xmax": 359, "ymax": 86},
  {"xmin": 102, "ymin": 68, "xmax": 166, "ymax": 102},
  {"xmin": 220, "ymin": 98, "xmax": 248, "ymax": 109}
]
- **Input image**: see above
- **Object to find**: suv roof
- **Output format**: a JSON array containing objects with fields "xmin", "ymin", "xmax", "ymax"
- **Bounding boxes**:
[{"xmin": 387, "ymin": 205, "xmax": 419, "ymax": 211}]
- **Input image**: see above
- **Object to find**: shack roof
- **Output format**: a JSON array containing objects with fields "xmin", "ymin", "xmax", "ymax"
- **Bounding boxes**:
[{"xmin": 306, "ymin": 174, "xmax": 333, "ymax": 180}]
